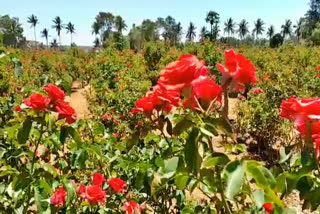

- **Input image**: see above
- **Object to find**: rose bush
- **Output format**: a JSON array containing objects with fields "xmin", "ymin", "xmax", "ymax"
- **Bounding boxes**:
[{"xmin": 1, "ymin": 42, "xmax": 320, "ymax": 213}]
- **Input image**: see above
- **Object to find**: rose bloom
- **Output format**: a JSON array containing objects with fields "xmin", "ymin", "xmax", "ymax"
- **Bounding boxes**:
[
  {"xmin": 216, "ymin": 49, "xmax": 256, "ymax": 91},
  {"xmin": 107, "ymin": 178, "xmax": 127, "ymax": 193},
  {"xmin": 183, "ymin": 77, "xmax": 222, "ymax": 111},
  {"xmin": 14, "ymin": 106, "xmax": 22, "ymax": 112},
  {"xmin": 158, "ymin": 54, "xmax": 209, "ymax": 91},
  {"xmin": 132, "ymin": 86, "xmax": 180, "ymax": 114},
  {"xmin": 85, "ymin": 185, "xmax": 106, "ymax": 204},
  {"xmin": 43, "ymin": 84, "xmax": 65, "ymax": 102},
  {"xmin": 279, "ymin": 97, "xmax": 320, "ymax": 126},
  {"xmin": 263, "ymin": 202, "xmax": 273, "ymax": 214},
  {"xmin": 102, "ymin": 114, "xmax": 113, "ymax": 120},
  {"xmin": 54, "ymin": 99, "xmax": 77, "ymax": 124},
  {"xmin": 315, "ymin": 66, "xmax": 320, "ymax": 71},
  {"xmin": 77, "ymin": 184, "xmax": 87, "ymax": 199},
  {"xmin": 50, "ymin": 187, "xmax": 67, "ymax": 207},
  {"xmin": 92, "ymin": 173, "xmax": 105, "ymax": 186},
  {"xmin": 123, "ymin": 201, "xmax": 143, "ymax": 214},
  {"xmin": 24, "ymin": 93, "xmax": 51, "ymax": 111},
  {"xmin": 250, "ymin": 87, "xmax": 264, "ymax": 94}
]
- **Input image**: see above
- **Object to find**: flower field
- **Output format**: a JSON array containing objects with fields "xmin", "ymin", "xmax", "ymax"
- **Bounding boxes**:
[{"xmin": 2, "ymin": 41, "xmax": 320, "ymax": 213}]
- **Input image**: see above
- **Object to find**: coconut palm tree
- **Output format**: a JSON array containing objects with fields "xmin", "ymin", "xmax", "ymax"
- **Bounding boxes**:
[
  {"xmin": 115, "ymin": 16, "xmax": 127, "ymax": 34},
  {"xmin": 200, "ymin": 26, "xmax": 209, "ymax": 40},
  {"xmin": 66, "ymin": 22, "xmax": 75, "ymax": 46},
  {"xmin": 281, "ymin": 19, "xmax": 292, "ymax": 39},
  {"xmin": 186, "ymin": 22, "xmax": 196, "ymax": 41},
  {"xmin": 205, "ymin": 11, "xmax": 220, "ymax": 40},
  {"xmin": 50, "ymin": 39, "xmax": 58, "ymax": 48},
  {"xmin": 92, "ymin": 21, "xmax": 101, "ymax": 36},
  {"xmin": 253, "ymin": 18, "xmax": 265, "ymax": 39},
  {"xmin": 238, "ymin": 19, "xmax": 249, "ymax": 39},
  {"xmin": 27, "ymin": 14, "xmax": 39, "ymax": 48},
  {"xmin": 41, "ymin": 28, "xmax": 49, "ymax": 48},
  {"xmin": 224, "ymin": 17, "xmax": 236, "ymax": 37},
  {"xmin": 174, "ymin": 22, "xmax": 183, "ymax": 44},
  {"xmin": 93, "ymin": 37, "xmax": 100, "ymax": 48},
  {"xmin": 52, "ymin": 16, "xmax": 64, "ymax": 46},
  {"xmin": 267, "ymin": 25, "xmax": 275, "ymax": 40},
  {"xmin": 294, "ymin": 19, "xmax": 303, "ymax": 41}
]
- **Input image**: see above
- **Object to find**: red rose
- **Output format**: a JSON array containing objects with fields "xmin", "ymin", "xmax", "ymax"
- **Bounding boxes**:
[
  {"xmin": 183, "ymin": 77, "xmax": 222, "ymax": 111},
  {"xmin": 54, "ymin": 100, "xmax": 77, "ymax": 124},
  {"xmin": 102, "ymin": 114, "xmax": 113, "ymax": 120},
  {"xmin": 107, "ymin": 178, "xmax": 127, "ymax": 193},
  {"xmin": 24, "ymin": 93, "xmax": 50, "ymax": 111},
  {"xmin": 216, "ymin": 49, "xmax": 256, "ymax": 91},
  {"xmin": 131, "ymin": 95, "xmax": 157, "ymax": 114},
  {"xmin": 315, "ymin": 66, "xmax": 320, "ymax": 71},
  {"xmin": 43, "ymin": 84, "xmax": 65, "ymax": 102},
  {"xmin": 132, "ymin": 86, "xmax": 180, "ymax": 114},
  {"xmin": 77, "ymin": 184, "xmax": 87, "ymax": 199},
  {"xmin": 85, "ymin": 185, "xmax": 106, "ymax": 203},
  {"xmin": 92, "ymin": 173, "xmax": 105, "ymax": 186},
  {"xmin": 113, "ymin": 133, "xmax": 119, "ymax": 138},
  {"xmin": 158, "ymin": 55, "xmax": 209, "ymax": 91},
  {"xmin": 50, "ymin": 187, "xmax": 67, "ymax": 207},
  {"xmin": 123, "ymin": 201, "xmax": 143, "ymax": 214},
  {"xmin": 279, "ymin": 97, "xmax": 320, "ymax": 126},
  {"xmin": 14, "ymin": 106, "xmax": 22, "ymax": 112},
  {"xmin": 251, "ymin": 87, "xmax": 264, "ymax": 94},
  {"xmin": 263, "ymin": 202, "xmax": 273, "ymax": 214}
]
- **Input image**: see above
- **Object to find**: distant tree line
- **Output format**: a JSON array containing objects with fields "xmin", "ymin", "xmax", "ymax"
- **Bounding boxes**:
[
  {"xmin": 0, "ymin": 14, "xmax": 76, "ymax": 48},
  {"xmin": 1, "ymin": 0, "xmax": 320, "ymax": 49}
]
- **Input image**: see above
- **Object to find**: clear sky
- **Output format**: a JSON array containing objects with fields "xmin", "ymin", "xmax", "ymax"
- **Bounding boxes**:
[{"xmin": 0, "ymin": 0, "xmax": 310, "ymax": 46}]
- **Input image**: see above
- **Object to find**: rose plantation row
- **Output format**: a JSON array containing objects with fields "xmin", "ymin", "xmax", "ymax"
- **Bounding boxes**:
[{"xmin": 1, "ymin": 42, "xmax": 320, "ymax": 213}]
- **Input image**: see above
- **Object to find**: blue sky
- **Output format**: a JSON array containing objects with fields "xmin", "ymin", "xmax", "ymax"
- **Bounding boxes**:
[{"xmin": 1, "ymin": 0, "xmax": 310, "ymax": 46}]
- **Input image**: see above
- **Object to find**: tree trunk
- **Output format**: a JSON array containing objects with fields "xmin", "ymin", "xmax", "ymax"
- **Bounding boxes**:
[
  {"xmin": 46, "ymin": 38, "xmax": 48, "ymax": 49},
  {"xmin": 34, "ymin": 27, "xmax": 37, "ymax": 49},
  {"xmin": 71, "ymin": 33, "xmax": 72, "ymax": 47}
]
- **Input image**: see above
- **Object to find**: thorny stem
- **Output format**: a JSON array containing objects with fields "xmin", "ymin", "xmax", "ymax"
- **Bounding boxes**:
[
  {"xmin": 150, "ymin": 116, "xmax": 171, "ymax": 146},
  {"xmin": 24, "ymin": 123, "xmax": 45, "ymax": 214},
  {"xmin": 222, "ymin": 83, "xmax": 229, "ymax": 120},
  {"xmin": 216, "ymin": 167, "xmax": 232, "ymax": 214}
]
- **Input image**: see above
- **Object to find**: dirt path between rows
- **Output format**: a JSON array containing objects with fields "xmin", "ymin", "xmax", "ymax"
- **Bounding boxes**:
[{"xmin": 66, "ymin": 81, "xmax": 92, "ymax": 119}]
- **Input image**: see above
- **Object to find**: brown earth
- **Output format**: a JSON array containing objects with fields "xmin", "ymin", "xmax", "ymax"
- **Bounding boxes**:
[{"xmin": 66, "ymin": 81, "xmax": 92, "ymax": 119}]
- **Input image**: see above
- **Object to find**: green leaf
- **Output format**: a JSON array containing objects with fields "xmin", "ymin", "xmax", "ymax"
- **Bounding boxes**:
[
  {"xmin": 175, "ymin": 173, "xmax": 190, "ymax": 190},
  {"xmin": 144, "ymin": 133, "xmax": 161, "ymax": 144},
  {"xmin": 41, "ymin": 163, "xmax": 58, "ymax": 177},
  {"xmin": 184, "ymin": 128, "xmax": 201, "ymax": 174},
  {"xmin": 246, "ymin": 161, "xmax": 284, "ymax": 207},
  {"xmin": 279, "ymin": 147, "xmax": 292, "ymax": 164},
  {"xmin": 93, "ymin": 122, "xmax": 105, "ymax": 136},
  {"xmin": 62, "ymin": 179, "xmax": 76, "ymax": 205},
  {"xmin": 200, "ymin": 127, "xmax": 215, "ymax": 137},
  {"xmin": 202, "ymin": 153, "xmax": 230, "ymax": 169},
  {"xmin": 274, "ymin": 172, "xmax": 288, "ymax": 193},
  {"xmin": 60, "ymin": 126, "xmax": 68, "ymax": 145},
  {"xmin": 223, "ymin": 160, "xmax": 245, "ymax": 199},
  {"xmin": 17, "ymin": 117, "xmax": 32, "ymax": 144},
  {"xmin": 164, "ymin": 157, "xmax": 179, "ymax": 173},
  {"xmin": 246, "ymin": 161, "xmax": 276, "ymax": 189},
  {"xmin": 173, "ymin": 117, "xmax": 194, "ymax": 135},
  {"xmin": 253, "ymin": 190, "xmax": 264, "ymax": 208},
  {"xmin": 0, "ymin": 166, "xmax": 19, "ymax": 177}
]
